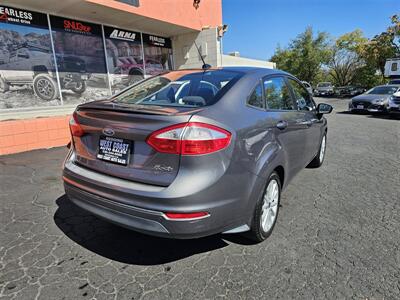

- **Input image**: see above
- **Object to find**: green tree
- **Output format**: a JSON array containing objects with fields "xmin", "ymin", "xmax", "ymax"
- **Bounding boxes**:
[
  {"xmin": 271, "ymin": 27, "xmax": 332, "ymax": 84},
  {"xmin": 361, "ymin": 15, "xmax": 400, "ymax": 79},
  {"xmin": 328, "ymin": 30, "xmax": 367, "ymax": 86}
]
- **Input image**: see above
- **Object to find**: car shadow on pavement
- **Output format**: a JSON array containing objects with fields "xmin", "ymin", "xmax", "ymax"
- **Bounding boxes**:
[
  {"xmin": 367, "ymin": 114, "xmax": 400, "ymax": 120},
  {"xmin": 54, "ymin": 195, "xmax": 253, "ymax": 265},
  {"xmin": 337, "ymin": 110, "xmax": 400, "ymax": 120},
  {"xmin": 336, "ymin": 110, "xmax": 370, "ymax": 115}
]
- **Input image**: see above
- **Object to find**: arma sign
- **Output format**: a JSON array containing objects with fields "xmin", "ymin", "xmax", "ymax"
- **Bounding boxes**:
[
  {"xmin": 104, "ymin": 26, "xmax": 141, "ymax": 43},
  {"xmin": 0, "ymin": 5, "xmax": 48, "ymax": 27}
]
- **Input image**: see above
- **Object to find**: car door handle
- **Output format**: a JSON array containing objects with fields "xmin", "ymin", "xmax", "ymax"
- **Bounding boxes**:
[{"xmin": 276, "ymin": 120, "xmax": 288, "ymax": 130}]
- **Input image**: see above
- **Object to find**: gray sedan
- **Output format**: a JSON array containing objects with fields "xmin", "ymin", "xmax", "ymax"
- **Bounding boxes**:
[
  {"xmin": 63, "ymin": 67, "xmax": 332, "ymax": 242},
  {"xmin": 349, "ymin": 84, "xmax": 400, "ymax": 113}
]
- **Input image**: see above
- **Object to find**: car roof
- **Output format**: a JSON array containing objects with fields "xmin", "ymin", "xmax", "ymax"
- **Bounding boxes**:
[
  {"xmin": 375, "ymin": 84, "xmax": 400, "ymax": 88},
  {"xmin": 175, "ymin": 66, "xmax": 285, "ymax": 75}
]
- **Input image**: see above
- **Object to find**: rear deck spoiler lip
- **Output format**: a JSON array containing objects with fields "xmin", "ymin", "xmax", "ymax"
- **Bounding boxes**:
[{"xmin": 76, "ymin": 103, "xmax": 205, "ymax": 116}]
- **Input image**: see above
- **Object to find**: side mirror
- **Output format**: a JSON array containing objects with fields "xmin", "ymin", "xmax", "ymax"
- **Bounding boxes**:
[{"xmin": 317, "ymin": 103, "xmax": 333, "ymax": 114}]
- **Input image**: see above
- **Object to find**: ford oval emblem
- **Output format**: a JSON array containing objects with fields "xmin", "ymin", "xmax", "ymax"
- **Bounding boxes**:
[{"xmin": 103, "ymin": 128, "xmax": 115, "ymax": 136}]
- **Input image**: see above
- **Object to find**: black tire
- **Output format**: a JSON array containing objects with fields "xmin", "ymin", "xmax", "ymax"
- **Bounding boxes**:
[
  {"xmin": 70, "ymin": 81, "xmax": 86, "ymax": 94},
  {"xmin": 307, "ymin": 132, "xmax": 327, "ymax": 168},
  {"xmin": 33, "ymin": 74, "xmax": 59, "ymax": 101},
  {"xmin": 247, "ymin": 172, "xmax": 281, "ymax": 243},
  {"xmin": 0, "ymin": 76, "xmax": 9, "ymax": 93}
]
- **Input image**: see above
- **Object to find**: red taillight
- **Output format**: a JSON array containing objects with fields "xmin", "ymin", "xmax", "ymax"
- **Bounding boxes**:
[
  {"xmin": 146, "ymin": 122, "xmax": 231, "ymax": 155},
  {"xmin": 69, "ymin": 112, "xmax": 84, "ymax": 137},
  {"xmin": 164, "ymin": 211, "xmax": 209, "ymax": 220}
]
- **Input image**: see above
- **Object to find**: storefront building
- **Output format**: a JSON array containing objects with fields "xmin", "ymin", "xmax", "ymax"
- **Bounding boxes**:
[{"xmin": 0, "ymin": 0, "xmax": 274, "ymax": 155}]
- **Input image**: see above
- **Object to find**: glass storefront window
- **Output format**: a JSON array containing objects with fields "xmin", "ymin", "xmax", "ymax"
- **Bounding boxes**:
[
  {"xmin": 0, "ymin": 5, "xmax": 174, "ymax": 111},
  {"xmin": 142, "ymin": 33, "xmax": 173, "ymax": 77},
  {"xmin": 104, "ymin": 26, "xmax": 144, "ymax": 94},
  {"xmin": 49, "ymin": 16, "xmax": 110, "ymax": 105},
  {"xmin": 0, "ymin": 5, "xmax": 60, "ymax": 109}
]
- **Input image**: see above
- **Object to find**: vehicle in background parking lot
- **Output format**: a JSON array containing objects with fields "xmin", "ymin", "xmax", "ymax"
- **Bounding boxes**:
[
  {"xmin": 301, "ymin": 81, "xmax": 313, "ymax": 94},
  {"xmin": 388, "ymin": 91, "xmax": 400, "ymax": 116},
  {"xmin": 62, "ymin": 67, "xmax": 333, "ymax": 242},
  {"xmin": 334, "ymin": 86, "xmax": 366, "ymax": 98},
  {"xmin": 348, "ymin": 84, "xmax": 400, "ymax": 113},
  {"xmin": 314, "ymin": 82, "xmax": 334, "ymax": 96},
  {"xmin": 388, "ymin": 79, "xmax": 400, "ymax": 85},
  {"xmin": 384, "ymin": 58, "xmax": 400, "ymax": 78}
]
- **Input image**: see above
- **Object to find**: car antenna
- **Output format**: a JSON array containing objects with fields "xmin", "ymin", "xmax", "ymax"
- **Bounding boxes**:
[{"xmin": 194, "ymin": 41, "xmax": 211, "ymax": 70}]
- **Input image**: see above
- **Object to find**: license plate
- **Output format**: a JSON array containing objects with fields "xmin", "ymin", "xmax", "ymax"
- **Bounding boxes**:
[
  {"xmin": 357, "ymin": 105, "xmax": 364, "ymax": 109},
  {"xmin": 97, "ymin": 136, "xmax": 131, "ymax": 166}
]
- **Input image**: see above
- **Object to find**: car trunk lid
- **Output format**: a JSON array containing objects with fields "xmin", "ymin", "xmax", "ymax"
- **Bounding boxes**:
[{"xmin": 71, "ymin": 101, "xmax": 203, "ymax": 186}]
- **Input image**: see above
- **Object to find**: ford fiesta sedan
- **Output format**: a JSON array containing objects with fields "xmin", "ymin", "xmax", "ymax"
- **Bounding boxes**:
[{"xmin": 63, "ymin": 67, "xmax": 332, "ymax": 242}]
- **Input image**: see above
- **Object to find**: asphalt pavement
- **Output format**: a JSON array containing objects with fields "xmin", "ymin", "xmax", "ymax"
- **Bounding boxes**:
[{"xmin": 0, "ymin": 98, "xmax": 399, "ymax": 299}]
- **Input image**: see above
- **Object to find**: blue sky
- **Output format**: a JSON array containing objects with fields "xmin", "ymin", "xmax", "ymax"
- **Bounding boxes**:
[{"xmin": 222, "ymin": 0, "xmax": 399, "ymax": 60}]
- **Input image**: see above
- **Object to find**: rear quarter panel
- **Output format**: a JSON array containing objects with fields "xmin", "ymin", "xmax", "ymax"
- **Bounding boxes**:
[{"xmin": 190, "ymin": 71, "xmax": 290, "ymax": 222}]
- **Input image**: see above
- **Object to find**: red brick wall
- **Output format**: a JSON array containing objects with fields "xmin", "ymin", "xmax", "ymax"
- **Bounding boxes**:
[{"xmin": 0, "ymin": 116, "xmax": 71, "ymax": 155}]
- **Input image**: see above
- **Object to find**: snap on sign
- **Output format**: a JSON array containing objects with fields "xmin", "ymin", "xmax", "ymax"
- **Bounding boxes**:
[
  {"xmin": 63, "ymin": 20, "xmax": 91, "ymax": 33},
  {"xmin": 50, "ymin": 15, "xmax": 102, "ymax": 36}
]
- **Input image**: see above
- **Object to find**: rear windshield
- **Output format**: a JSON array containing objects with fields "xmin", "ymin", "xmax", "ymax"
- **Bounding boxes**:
[
  {"xmin": 112, "ymin": 70, "xmax": 244, "ymax": 107},
  {"xmin": 367, "ymin": 86, "xmax": 398, "ymax": 95}
]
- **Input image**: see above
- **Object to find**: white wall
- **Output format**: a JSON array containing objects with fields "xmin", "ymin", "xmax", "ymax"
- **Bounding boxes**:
[
  {"xmin": 172, "ymin": 28, "xmax": 221, "ymax": 69},
  {"xmin": 221, "ymin": 55, "xmax": 276, "ymax": 69},
  {"xmin": 172, "ymin": 28, "xmax": 275, "ymax": 70}
]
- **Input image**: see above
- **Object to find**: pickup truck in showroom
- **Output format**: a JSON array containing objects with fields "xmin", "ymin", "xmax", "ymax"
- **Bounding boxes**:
[{"xmin": 0, "ymin": 43, "xmax": 89, "ymax": 101}]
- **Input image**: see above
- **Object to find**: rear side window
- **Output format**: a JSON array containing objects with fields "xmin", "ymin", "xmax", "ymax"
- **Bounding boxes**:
[
  {"xmin": 264, "ymin": 77, "xmax": 295, "ymax": 110},
  {"xmin": 247, "ymin": 83, "xmax": 264, "ymax": 108},
  {"xmin": 288, "ymin": 79, "xmax": 315, "ymax": 111},
  {"xmin": 391, "ymin": 63, "xmax": 398, "ymax": 71}
]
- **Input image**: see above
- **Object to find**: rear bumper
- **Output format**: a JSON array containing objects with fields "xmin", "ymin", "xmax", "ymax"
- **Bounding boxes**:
[
  {"xmin": 62, "ymin": 151, "xmax": 256, "ymax": 239},
  {"xmin": 64, "ymin": 182, "xmax": 170, "ymax": 236}
]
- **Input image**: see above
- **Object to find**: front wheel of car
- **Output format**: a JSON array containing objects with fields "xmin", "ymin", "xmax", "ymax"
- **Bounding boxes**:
[
  {"xmin": 247, "ymin": 172, "xmax": 281, "ymax": 242},
  {"xmin": 33, "ymin": 74, "xmax": 59, "ymax": 101},
  {"xmin": 307, "ymin": 132, "xmax": 327, "ymax": 168}
]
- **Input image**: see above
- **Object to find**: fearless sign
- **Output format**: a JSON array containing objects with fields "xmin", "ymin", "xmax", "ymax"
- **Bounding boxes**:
[{"xmin": 0, "ymin": 5, "xmax": 48, "ymax": 27}]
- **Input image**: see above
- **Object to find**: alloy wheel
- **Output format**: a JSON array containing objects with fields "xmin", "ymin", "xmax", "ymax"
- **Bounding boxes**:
[
  {"xmin": 37, "ymin": 78, "xmax": 53, "ymax": 98},
  {"xmin": 260, "ymin": 179, "xmax": 279, "ymax": 232},
  {"xmin": 319, "ymin": 135, "xmax": 326, "ymax": 162}
]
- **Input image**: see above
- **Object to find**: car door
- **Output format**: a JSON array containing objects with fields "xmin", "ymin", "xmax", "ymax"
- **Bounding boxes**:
[
  {"xmin": 263, "ymin": 75, "xmax": 310, "ymax": 176},
  {"xmin": 287, "ymin": 78, "xmax": 323, "ymax": 165}
]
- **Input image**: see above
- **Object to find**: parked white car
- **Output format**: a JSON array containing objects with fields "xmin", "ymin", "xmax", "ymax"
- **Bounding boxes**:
[{"xmin": 301, "ymin": 81, "xmax": 313, "ymax": 94}]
